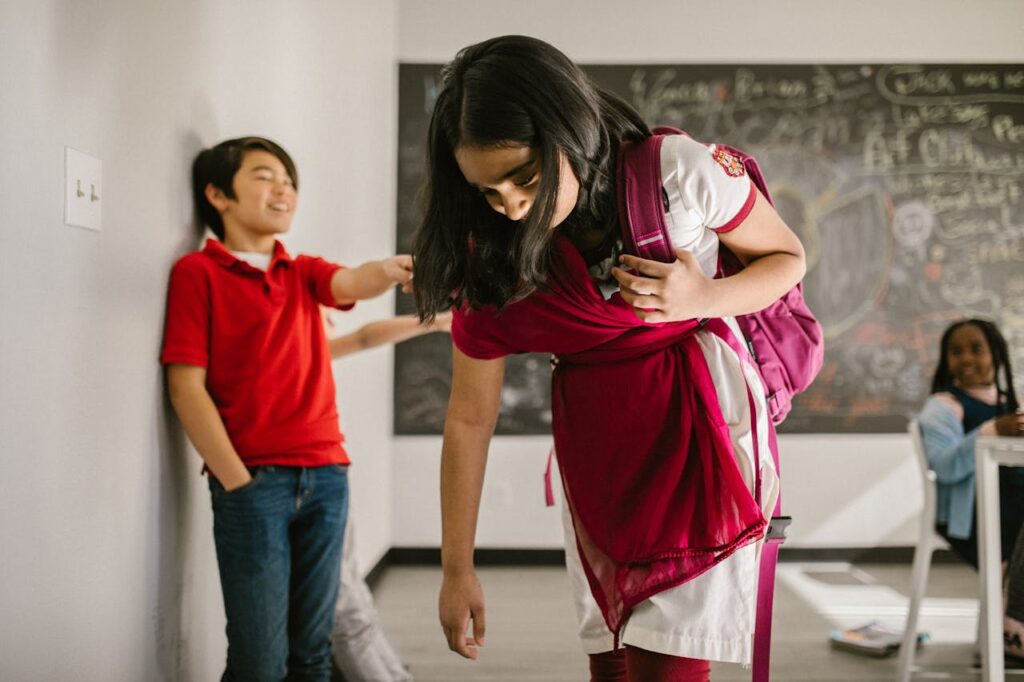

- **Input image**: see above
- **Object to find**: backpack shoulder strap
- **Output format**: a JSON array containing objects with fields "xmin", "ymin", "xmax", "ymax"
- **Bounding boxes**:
[
  {"xmin": 616, "ymin": 129, "xmax": 679, "ymax": 263},
  {"xmin": 703, "ymin": 317, "xmax": 788, "ymax": 682},
  {"xmin": 618, "ymin": 127, "xmax": 770, "ymax": 264}
]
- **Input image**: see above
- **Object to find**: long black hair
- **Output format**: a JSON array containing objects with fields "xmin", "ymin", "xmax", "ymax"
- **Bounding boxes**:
[
  {"xmin": 930, "ymin": 318, "xmax": 1018, "ymax": 410},
  {"xmin": 412, "ymin": 35, "xmax": 650, "ymax": 318}
]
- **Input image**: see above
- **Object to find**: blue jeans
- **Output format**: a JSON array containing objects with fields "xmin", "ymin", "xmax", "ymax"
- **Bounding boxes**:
[{"xmin": 209, "ymin": 464, "xmax": 349, "ymax": 682}]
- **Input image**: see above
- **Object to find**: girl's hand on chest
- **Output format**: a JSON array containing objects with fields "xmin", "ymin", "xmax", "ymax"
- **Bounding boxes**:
[{"xmin": 611, "ymin": 247, "xmax": 713, "ymax": 324}]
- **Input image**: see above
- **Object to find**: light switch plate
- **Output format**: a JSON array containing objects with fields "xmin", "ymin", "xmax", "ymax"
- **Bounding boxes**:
[{"xmin": 65, "ymin": 147, "xmax": 102, "ymax": 231}]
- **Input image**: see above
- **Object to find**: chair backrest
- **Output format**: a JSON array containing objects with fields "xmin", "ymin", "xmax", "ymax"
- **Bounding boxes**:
[{"xmin": 907, "ymin": 418, "xmax": 938, "ymax": 528}]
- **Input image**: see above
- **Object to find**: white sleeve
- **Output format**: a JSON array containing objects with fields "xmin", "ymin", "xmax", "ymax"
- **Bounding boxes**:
[{"xmin": 660, "ymin": 134, "xmax": 757, "ymax": 234}]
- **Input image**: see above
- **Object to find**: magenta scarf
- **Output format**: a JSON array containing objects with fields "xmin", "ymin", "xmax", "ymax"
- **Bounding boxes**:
[{"xmin": 452, "ymin": 236, "xmax": 767, "ymax": 636}]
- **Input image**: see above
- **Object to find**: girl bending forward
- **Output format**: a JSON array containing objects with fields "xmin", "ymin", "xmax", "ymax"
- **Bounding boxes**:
[{"xmin": 413, "ymin": 35, "xmax": 807, "ymax": 681}]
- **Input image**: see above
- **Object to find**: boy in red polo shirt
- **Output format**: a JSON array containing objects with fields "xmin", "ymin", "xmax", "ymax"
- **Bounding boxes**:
[{"xmin": 161, "ymin": 136, "xmax": 412, "ymax": 682}]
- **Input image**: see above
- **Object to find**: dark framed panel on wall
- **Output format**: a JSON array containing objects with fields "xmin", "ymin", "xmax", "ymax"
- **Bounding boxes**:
[{"xmin": 395, "ymin": 63, "xmax": 1024, "ymax": 434}]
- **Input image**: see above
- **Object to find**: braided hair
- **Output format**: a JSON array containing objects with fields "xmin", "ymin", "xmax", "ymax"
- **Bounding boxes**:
[{"xmin": 930, "ymin": 318, "xmax": 1018, "ymax": 411}]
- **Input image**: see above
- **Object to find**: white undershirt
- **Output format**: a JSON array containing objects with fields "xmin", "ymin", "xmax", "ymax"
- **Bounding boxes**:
[{"xmin": 231, "ymin": 251, "xmax": 271, "ymax": 271}]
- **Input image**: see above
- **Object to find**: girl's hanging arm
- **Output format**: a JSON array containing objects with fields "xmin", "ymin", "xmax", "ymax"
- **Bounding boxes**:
[
  {"xmin": 438, "ymin": 346, "xmax": 505, "ymax": 660},
  {"xmin": 614, "ymin": 190, "xmax": 806, "ymax": 323}
]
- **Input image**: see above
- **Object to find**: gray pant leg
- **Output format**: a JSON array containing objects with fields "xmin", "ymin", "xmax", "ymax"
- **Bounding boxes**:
[{"xmin": 331, "ymin": 514, "xmax": 413, "ymax": 682}]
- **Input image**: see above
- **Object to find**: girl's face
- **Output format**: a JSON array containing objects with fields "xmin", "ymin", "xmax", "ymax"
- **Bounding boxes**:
[
  {"xmin": 946, "ymin": 323, "xmax": 995, "ymax": 388},
  {"xmin": 454, "ymin": 144, "xmax": 579, "ymax": 228}
]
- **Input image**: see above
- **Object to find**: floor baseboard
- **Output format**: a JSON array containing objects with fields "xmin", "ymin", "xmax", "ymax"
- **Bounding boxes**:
[{"xmin": 365, "ymin": 546, "xmax": 962, "ymax": 589}]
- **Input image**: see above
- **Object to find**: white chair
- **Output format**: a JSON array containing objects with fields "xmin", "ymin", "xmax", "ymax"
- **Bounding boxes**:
[
  {"xmin": 897, "ymin": 418, "xmax": 944, "ymax": 682},
  {"xmin": 898, "ymin": 418, "xmax": 984, "ymax": 682}
]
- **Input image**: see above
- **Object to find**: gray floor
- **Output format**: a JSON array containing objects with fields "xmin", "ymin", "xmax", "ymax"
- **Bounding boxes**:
[{"xmin": 371, "ymin": 561, "xmax": 1020, "ymax": 681}]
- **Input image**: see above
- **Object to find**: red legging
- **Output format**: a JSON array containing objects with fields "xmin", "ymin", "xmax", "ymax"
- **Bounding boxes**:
[{"xmin": 589, "ymin": 647, "xmax": 711, "ymax": 682}]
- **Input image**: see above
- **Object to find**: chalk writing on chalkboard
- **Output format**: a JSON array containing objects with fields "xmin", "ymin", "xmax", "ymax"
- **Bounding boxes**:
[{"xmin": 395, "ymin": 63, "xmax": 1024, "ymax": 435}]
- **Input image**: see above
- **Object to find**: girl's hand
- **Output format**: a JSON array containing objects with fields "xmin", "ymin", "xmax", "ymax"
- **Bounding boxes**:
[
  {"xmin": 612, "ymin": 248, "xmax": 713, "ymax": 323},
  {"xmin": 995, "ymin": 412, "xmax": 1024, "ymax": 437},
  {"xmin": 439, "ymin": 569, "xmax": 486, "ymax": 659},
  {"xmin": 383, "ymin": 255, "xmax": 414, "ymax": 292}
]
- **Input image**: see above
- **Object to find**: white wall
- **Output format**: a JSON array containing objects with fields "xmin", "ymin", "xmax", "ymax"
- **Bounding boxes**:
[
  {"xmin": 392, "ymin": 0, "xmax": 1024, "ymax": 550},
  {"xmin": 0, "ymin": 2, "xmax": 1019, "ymax": 676},
  {"xmin": 0, "ymin": 1, "xmax": 398, "ymax": 679}
]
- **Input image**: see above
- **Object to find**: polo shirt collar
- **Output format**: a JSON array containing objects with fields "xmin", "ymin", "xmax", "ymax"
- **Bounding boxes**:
[{"xmin": 203, "ymin": 238, "xmax": 294, "ymax": 273}]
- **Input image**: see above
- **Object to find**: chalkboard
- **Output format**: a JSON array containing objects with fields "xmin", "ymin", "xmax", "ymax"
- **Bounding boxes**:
[{"xmin": 395, "ymin": 63, "xmax": 1024, "ymax": 434}]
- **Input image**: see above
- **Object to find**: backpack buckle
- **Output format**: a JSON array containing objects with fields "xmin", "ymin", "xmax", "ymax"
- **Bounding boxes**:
[{"xmin": 766, "ymin": 515, "xmax": 791, "ymax": 543}]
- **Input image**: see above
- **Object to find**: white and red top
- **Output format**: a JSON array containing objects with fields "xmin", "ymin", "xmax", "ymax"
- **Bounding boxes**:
[{"xmin": 660, "ymin": 134, "xmax": 757, "ymax": 274}]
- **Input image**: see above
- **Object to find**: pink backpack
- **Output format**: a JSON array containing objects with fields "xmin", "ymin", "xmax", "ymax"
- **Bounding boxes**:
[
  {"xmin": 616, "ymin": 127, "xmax": 821, "ymax": 681},
  {"xmin": 616, "ymin": 126, "xmax": 824, "ymax": 425}
]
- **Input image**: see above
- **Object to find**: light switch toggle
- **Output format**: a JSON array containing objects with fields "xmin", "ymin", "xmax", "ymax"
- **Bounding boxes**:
[{"xmin": 65, "ymin": 147, "xmax": 102, "ymax": 231}]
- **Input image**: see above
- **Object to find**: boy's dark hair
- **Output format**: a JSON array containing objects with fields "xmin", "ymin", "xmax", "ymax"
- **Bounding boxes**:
[
  {"xmin": 931, "ymin": 318, "xmax": 1018, "ymax": 410},
  {"xmin": 191, "ymin": 136, "xmax": 298, "ymax": 240},
  {"xmin": 412, "ymin": 35, "xmax": 650, "ymax": 318}
]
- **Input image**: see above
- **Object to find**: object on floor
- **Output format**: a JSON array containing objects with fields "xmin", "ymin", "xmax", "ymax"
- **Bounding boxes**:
[{"xmin": 829, "ymin": 621, "xmax": 929, "ymax": 658}]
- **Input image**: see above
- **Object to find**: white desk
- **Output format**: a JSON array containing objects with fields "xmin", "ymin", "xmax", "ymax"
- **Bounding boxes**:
[{"xmin": 976, "ymin": 436, "xmax": 1024, "ymax": 681}]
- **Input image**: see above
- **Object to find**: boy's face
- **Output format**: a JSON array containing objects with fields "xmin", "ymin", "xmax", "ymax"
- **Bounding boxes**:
[{"xmin": 207, "ymin": 149, "xmax": 297, "ymax": 245}]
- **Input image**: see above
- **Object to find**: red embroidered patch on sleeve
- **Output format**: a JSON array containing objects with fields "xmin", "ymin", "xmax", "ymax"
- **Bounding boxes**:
[{"xmin": 712, "ymin": 147, "xmax": 746, "ymax": 177}]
